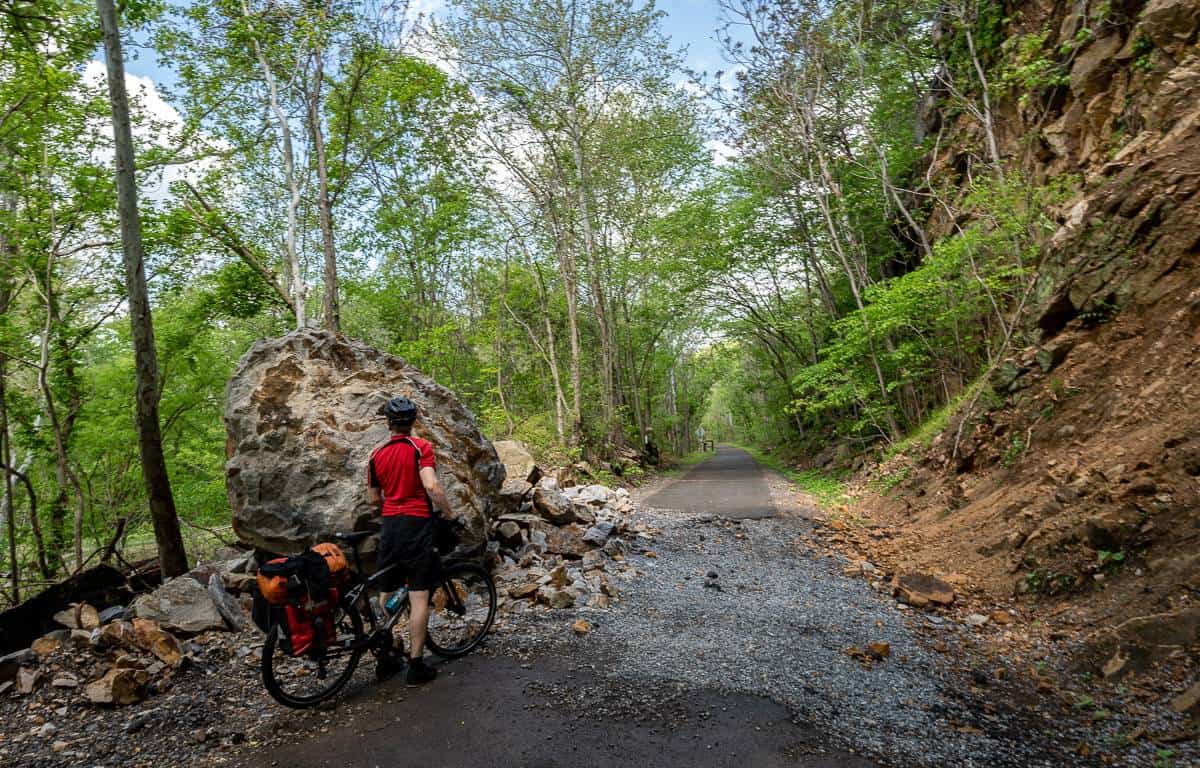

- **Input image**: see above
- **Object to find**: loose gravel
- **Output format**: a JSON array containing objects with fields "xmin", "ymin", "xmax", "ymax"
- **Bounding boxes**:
[{"xmin": 502, "ymin": 503, "xmax": 1108, "ymax": 767}]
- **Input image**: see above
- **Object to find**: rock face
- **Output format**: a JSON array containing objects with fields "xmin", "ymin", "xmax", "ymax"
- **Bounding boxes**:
[{"xmin": 224, "ymin": 329, "xmax": 505, "ymax": 554}]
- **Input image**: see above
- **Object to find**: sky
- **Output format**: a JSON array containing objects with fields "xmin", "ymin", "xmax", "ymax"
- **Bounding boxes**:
[
  {"xmin": 121, "ymin": 0, "xmax": 748, "ymax": 95},
  {"xmin": 111, "ymin": 0, "xmax": 751, "ymax": 174}
]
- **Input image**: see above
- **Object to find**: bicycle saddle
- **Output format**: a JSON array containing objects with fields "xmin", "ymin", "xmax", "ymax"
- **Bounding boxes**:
[{"xmin": 333, "ymin": 531, "xmax": 373, "ymax": 546}]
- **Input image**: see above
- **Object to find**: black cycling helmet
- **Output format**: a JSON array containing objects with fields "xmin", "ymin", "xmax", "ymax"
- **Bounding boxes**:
[{"xmin": 383, "ymin": 396, "xmax": 418, "ymax": 426}]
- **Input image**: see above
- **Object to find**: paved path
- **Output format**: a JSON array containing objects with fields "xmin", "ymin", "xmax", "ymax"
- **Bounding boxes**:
[
  {"xmin": 644, "ymin": 446, "xmax": 775, "ymax": 519},
  {"xmin": 256, "ymin": 654, "xmax": 873, "ymax": 768},
  {"xmin": 251, "ymin": 448, "xmax": 875, "ymax": 768}
]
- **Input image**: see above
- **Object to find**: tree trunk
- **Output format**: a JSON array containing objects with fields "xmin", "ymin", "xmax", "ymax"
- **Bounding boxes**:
[
  {"xmin": 569, "ymin": 122, "xmax": 617, "ymax": 446},
  {"xmin": 308, "ymin": 40, "xmax": 340, "ymax": 332},
  {"xmin": 555, "ymin": 238, "xmax": 583, "ymax": 446},
  {"xmin": 0, "ymin": 299, "xmax": 15, "ymax": 602},
  {"xmin": 243, "ymin": 0, "xmax": 306, "ymax": 328},
  {"xmin": 97, "ymin": 0, "xmax": 190, "ymax": 578}
]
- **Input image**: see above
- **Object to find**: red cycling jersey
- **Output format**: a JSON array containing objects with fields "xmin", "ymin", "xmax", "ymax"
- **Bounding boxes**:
[{"xmin": 367, "ymin": 435, "xmax": 436, "ymax": 517}]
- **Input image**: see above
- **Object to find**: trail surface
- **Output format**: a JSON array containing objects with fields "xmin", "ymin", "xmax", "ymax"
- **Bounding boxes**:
[
  {"xmin": 256, "ymin": 447, "xmax": 1092, "ymax": 768},
  {"xmin": 642, "ymin": 446, "xmax": 775, "ymax": 519}
]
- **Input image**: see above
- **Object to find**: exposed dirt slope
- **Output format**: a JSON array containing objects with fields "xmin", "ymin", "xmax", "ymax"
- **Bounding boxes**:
[{"xmin": 828, "ymin": 0, "xmax": 1199, "ymax": 685}]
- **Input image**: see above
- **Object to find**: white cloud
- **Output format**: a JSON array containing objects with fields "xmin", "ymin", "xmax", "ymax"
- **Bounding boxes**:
[{"xmin": 82, "ymin": 60, "xmax": 216, "ymax": 201}]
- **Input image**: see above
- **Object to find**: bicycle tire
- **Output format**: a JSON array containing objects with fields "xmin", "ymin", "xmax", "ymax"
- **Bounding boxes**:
[
  {"xmin": 425, "ymin": 560, "xmax": 496, "ymax": 659},
  {"xmin": 262, "ymin": 601, "xmax": 365, "ymax": 708}
]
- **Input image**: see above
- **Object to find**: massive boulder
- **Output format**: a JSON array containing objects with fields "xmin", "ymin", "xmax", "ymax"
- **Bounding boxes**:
[{"xmin": 225, "ymin": 330, "xmax": 505, "ymax": 555}]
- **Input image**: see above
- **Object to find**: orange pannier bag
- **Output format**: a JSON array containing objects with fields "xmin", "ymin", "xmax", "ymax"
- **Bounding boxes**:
[
  {"xmin": 256, "ymin": 543, "xmax": 349, "ymax": 606},
  {"xmin": 257, "ymin": 557, "xmax": 292, "ymax": 604},
  {"xmin": 311, "ymin": 542, "xmax": 349, "ymax": 582}
]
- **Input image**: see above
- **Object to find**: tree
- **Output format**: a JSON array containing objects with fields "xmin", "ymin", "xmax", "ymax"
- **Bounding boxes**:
[{"xmin": 97, "ymin": 0, "xmax": 189, "ymax": 577}]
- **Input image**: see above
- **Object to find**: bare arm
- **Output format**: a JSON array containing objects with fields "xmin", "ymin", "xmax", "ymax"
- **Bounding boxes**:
[
  {"xmin": 419, "ymin": 466, "xmax": 451, "ymax": 514},
  {"xmin": 367, "ymin": 486, "xmax": 382, "ymax": 509}
]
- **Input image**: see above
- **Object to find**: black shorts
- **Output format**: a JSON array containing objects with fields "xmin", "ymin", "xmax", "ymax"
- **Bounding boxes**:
[{"xmin": 378, "ymin": 515, "xmax": 440, "ymax": 591}]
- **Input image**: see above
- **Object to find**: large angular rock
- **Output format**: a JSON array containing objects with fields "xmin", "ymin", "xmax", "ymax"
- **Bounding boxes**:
[
  {"xmin": 492, "ymin": 440, "xmax": 541, "ymax": 485},
  {"xmin": 84, "ymin": 668, "xmax": 145, "ymax": 706},
  {"xmin": 130, "ymin": 577, "xmax": 227, "ymax": 635},
  {"xmin": 532, "ymin": 487, "xmax": 576, "ymax": 525},
  {"xmin": 530, "ymin": 521, "xmax": 590, "ymax": 558},
  {"xmin": 224, "ymin": 330, "xmax": 504, "ymax": 554},
  {"xmin": 891, "ymin": 572, "xmax": 956, "ymax": 608},
  {"xmin": 131, "ymin": 619, "xmax": 183, "ymax": 668},
  {"xmin": 207, "ymin": 574, "xmax": 246, "ymax": 631}
]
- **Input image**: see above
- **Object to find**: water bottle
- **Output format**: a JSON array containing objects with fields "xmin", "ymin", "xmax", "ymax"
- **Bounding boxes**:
[{"xmin": 384, "ymin": 588, "xmax": 408, "ymax": 614}]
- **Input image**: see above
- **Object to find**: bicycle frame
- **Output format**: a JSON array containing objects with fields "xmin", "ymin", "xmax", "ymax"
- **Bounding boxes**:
[{"xmin": 336, "ymin": 550, "xmax": 473, "ymax": 656}]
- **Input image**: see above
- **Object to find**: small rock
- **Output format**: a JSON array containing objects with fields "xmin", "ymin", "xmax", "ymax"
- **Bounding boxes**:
[
  {"xmin": 208, "ymin": 573, "xmax": 247, "ymax": 631},
  {"xmin": 580, "ymin": 550, "xmax": 606, "ymax": 571},
  {"xmin": 571, "ymin": 619, "xmax": 592, "ymax": 635},
  {"xmin": 989, "ymin": 610, "xmax": 1013, "ymax": 625},
  {"xmin": 16, "ymin": 667, "xmax": 42, "ymax": 694},
  {"xmin": 97, "ymin": 621, "xmax": 136, "ymax": 650},
  {"xmin": 131, "ymin": 618, "xmax": 184, "ymax": 668},
  {"xmin": 84, "ymin": 668, "xmax": 145, "ymax": 706},
  {"xmin": 37, "ymin": 722, "xmax": 58, "ymax": 738},
  {"xmin": 866, "ymin": 641, "xmax": 891, "ymax": 660},
  {"xmin": 1170, "ymin": 680, "xmax": 1200, "ymax": 714},
  {"xmin": 131, "ymin": 576, "xmax": 229, "ymax": 634},
  {"xmin": 496, "ymin": 520, "xmax": 523, "ymax": 549},
  {"xmin": 508, "ymin": 583, "xmax": 540, "ymax": 600},
  {"xmin": 538, "ymin": 587, "xmax": 575, "ymax": 609},
  {"xmin": 51, "ymin": 740, "xmax": 69, "ymax": 753},
  {"xmin": 51, "ymin": 676, "xmax": 79, "ymax": 689},
  {"xmin": 31, "ymin": 634, "xmax": 64, "ymax": 656},
  {"xmin": 492, "ymin": 440, "xmax": 542, "ymax": 484},
  {"xmin": 582, "ymin": 522, "xmax": 615, "ymax": 546},
  {"xmin": 532, "ymin": 487, "xmax": 576, "ymax": 525},
  {"xmin": 98, "ymin": 605, "xmax": 129, "ymax": 624},
  {"xmin": 964, "ymin": 614, "xmax": 989, "ymax": 628},
  {"xmin": 1125, "ymin": 477, "xmax": 1157, "ymax": 496}
]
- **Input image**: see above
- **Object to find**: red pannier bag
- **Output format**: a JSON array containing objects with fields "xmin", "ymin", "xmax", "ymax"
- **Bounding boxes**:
[
  {"xmin": 252, "ymin": 545, "xmax": 347, "ymax": 656},
  {"xmin": 281, "ymin": 587, "xmax": 340, "ymax": 656}
]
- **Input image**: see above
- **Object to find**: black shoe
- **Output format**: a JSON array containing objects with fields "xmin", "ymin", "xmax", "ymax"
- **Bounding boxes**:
[
  {"xmin": 405, "ymin": 658, "xmax": 437, "ymax": 685},
  {"xmin": 376, "ymin": 653, "xmax": 404, "ymax": 682}
]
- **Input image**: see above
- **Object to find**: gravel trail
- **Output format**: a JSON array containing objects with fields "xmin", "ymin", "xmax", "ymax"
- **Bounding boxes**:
[{"xmin": 541, "ymin": 447, "xmax": 1098, "ymax": 767}]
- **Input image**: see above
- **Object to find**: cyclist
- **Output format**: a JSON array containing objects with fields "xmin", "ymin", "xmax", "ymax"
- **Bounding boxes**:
[{"xmin": 366, "ymin": 395, "xmax": 450, "ymax": 685}]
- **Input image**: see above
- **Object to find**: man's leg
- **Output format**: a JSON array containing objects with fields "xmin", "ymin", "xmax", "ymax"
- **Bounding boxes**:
[
  {"xmin": 405, "ymin": 588, "xmax": 437, "ymax": 684},
  {"xmin": 407, "ymin": 589, "xmax": 430, "ymax": 660}
]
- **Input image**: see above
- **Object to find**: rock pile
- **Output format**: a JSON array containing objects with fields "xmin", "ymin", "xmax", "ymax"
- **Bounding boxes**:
[
  {"xmin": 0, "ymin": 568, "xmax": 250, "ymax": 709},
  {"xmin": 487, "ymin": 472, "xmax": 645, "ymax": 613}
]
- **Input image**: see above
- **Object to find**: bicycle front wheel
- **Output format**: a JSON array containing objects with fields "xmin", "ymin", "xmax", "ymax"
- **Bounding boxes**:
[
  {"xmin": 262, "ymin": 602, "xmax": 364, "ymax": 709},
  {"xmin": 426, "ymin": 561, "xmax": 496, "ymax": 658}
]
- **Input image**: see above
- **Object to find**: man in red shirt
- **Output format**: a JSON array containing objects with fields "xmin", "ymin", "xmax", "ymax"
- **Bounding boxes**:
[{"xmin": 366, "ymin": 396, "xmax": 451, "ymax": 685}]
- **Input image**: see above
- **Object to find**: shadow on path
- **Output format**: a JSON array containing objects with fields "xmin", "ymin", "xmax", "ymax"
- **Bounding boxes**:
[{"xmin": 252, "ymin": 653, "xmax": 875, "ymax": 768}]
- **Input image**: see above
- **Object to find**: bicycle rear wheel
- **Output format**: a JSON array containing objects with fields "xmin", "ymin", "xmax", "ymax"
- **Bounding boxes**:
[
  {"xmin": 425, "ymin": 561, "xmax": 496, "ymax": 658},
  {"xmin": 262, "ymin": 602, "xmax": 364, "ymax": 708}
]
